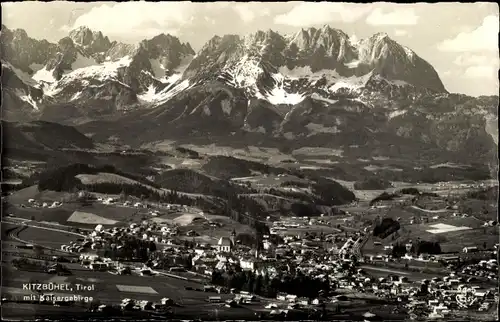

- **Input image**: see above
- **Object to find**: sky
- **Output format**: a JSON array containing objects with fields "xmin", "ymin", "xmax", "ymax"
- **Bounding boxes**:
[{"xmin": 1, "ymin": 1, "xmax": 498, "ymax": 97}]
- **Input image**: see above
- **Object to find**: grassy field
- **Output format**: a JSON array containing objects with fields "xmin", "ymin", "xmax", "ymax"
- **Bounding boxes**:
[
  {"xmin": 273, "ymin": 224, "xmax": 342, "ymax": 237},
  {"xmin": 16, "ymin": 226, "xmax": 78, "ymax": 249},
  {"xmin": 231, "ymin": 173, "xmax": 308, "ymax": 187},
  {"xmin": 75, "ymin": 173, "xmax": 142, "ymax": 185},
  {"xmin": 6, "ymin": 185, "xmax": 74, "ymax": 205},
  {"xmin": 67, "ymin": 211, "xmax": 119, "ymax": 225},
  {"xmin": 385, "ymin": 220, "xmax": 497, "ymax": 253},
  {"xmin": 5, "ymin": 202, "xmax": 144, "ymax": 228}
]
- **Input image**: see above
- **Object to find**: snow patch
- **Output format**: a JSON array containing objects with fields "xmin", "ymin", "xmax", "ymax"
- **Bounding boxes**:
[
  {"xmin": 49, "ymin": 56, "xmax": 132, "ymax": 94},
  {"xmin": 15, "ymin": 89, "xmax": 39, "ymax": 110},
  {"xmin": 305, "ymin": 123, "xmax": 340, "ymax": 134},
  {"xmin": 64, "ymin": 56, "xmax": 132, "ymax": 82},
  {"xmin": 71, "ymin": 91, "xmax": 83, "ymax": 101},
  {"xmin": 225, "ymin": 55, "xmax": 264, "ymax": 88},
  {"xmin": 138, "ymin": 84, "xmax": 158, "ymax": 103},
  {"xmin": 349, "ymin": 34, "xmax": 360, "ymax": 46},
  {"xmin": 311, "ymin": 93, "xmax": 338, "ymax": 105},
  {"xmin": 163, "ymin": 73, "xmax": 181, "ymax": 85},
  {"xmin": 141, "ymin": 79, "xmax": 191, "ymax": 104},
  {"xmin": 71, "ymin": 53, "xmax": 98, "ymax": 70},
  {"xmin": 278, "ymin": 66, "xmax": 341, "ymax": 81},
  {"xmin": 265, "ymin": 73, "xmax": 304, "ymax": 105},
  {"xmin": 403, "ymin": 46, "xmax": 414, "ymax": 60},
  {"xmin": 328, "ymin": 73, "xmax": 372, "ymax": 92},
  {"xmin": 345, "ymin": 60, "xmax": 360, "ymax": 68},
  {"xmin": 41, "ymin": 56, "xmax": 132, "ymax": 97},
  {"xmin": 389, "ymin": 109, "xmax": 407, "ymax": 119},
  {"xmin": 385, "ymin": 79, "xmax": 409, "ymax": 86}
]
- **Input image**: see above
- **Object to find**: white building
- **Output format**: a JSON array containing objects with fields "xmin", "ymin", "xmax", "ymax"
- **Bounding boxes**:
[
  {"xmin": 217, "ymin": 237, "xmax": 233, "ymax": 253},
  {"xmin": 240, "ymin": 258, "xmax": 258, "ymax": 271}
]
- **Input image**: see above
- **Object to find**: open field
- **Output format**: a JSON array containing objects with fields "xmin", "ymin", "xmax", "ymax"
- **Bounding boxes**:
[
  {"xmin": 231, "ymin": 173, "xmax": 308, "ymax": 187},
  {"xmin": 398, "ymin": 222, "xmax": 496, "ymax": 253},
  {"xmin": 16, "ymin": 226, "xmax": 78, "ymax": 249},
  {"xmin": 75, "ymin": 173, "xmax": 143, "ymax": 185},
  {"xmin": 1, "ymin": 265, "xmax": 273, "ymax": 320},
  {"xmin": 4, "ymin": 202, "xmax": 144, "ymax": 228},
  {"xmin": 172, "ymin": 213, "xmax": 204, "ymax": 226},
  {"xmin": 362, "ymin": 207, "xmax": 498, "ymax": 254},
  {"xmin": 180, "ymin": 144, "xmax": 293, "ymax": 164},
  {"xmin": 272, "ymin": 224, "xmax": 342, "ymax": 237},
  {"xmin": 426, "ymin": 223, "xmax": 471, "ymax": 234},
  {"xmin": 6, "ymin": 185, "xmax": 74, "ymax": 204},
  {"xmin": 1, "ymin": 265, "xmax": 226, "ymax": 305},
  {"xmin": 67, "ymin": 211, "xmax": 119, "ymax": 225}
]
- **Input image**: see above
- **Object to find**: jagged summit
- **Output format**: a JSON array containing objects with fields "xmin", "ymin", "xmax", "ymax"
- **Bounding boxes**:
[
  {"xmin": 2, "ymin": 23, "xmax": 451, "ymax": 119},
  {"xmin": 182, "ymin": 26, "xmax": 447, "ymax": 94},
  {"xmin": 69, "ymin": 26, "xmax": 112, "ymax": 54},
  {"xmin": 0, "ymin": 23, "xmax": 496, "ymax": 169}
]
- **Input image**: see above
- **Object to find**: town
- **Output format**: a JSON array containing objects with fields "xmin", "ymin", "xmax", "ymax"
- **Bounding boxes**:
[{"xmin": 2, "ymin": 186, "xmax": 498, "ymax": 320}]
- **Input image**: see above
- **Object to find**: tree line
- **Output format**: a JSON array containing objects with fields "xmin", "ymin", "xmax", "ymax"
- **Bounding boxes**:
[{"xmin": 210, "ymin": 269, "xmax": 331, "ymax": 299}]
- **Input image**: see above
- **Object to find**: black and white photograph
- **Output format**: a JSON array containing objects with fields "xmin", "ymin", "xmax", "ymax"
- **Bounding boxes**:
[{"xmin": 1, "ymin": 2, "xmax": 498, "ymax": 321}]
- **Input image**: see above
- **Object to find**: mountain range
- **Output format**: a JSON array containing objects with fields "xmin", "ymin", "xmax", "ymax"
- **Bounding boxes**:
[{"xmin": 1, "ymin": 24, "xmax": 498, "ymax": 169}]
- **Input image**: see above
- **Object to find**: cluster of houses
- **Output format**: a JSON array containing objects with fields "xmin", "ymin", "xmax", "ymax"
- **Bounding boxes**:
[
  {"xmin": 51, "ymin": 195, "xmax": 498, "ymax": 320},
  {"xmin": 460, "ymin": 258, "xmax": 498, "ymax": 281},
  {"xmin": 97, "ymin": 196, "xmax": 191, "ymax": 214},
  {"xmin": 269, "ymin": 216, "xmax": 345, "ymax": 235},
  {"xmin": 27, "ymin": 199, "xmax": 62, "ymax": 209},
  {"xmin": 64, "ymin": 221, "xmax": 183, "ymax": 256},
  {"xmin": 264, "ymin": 257, "xmax": 498, "ymax": 319}
]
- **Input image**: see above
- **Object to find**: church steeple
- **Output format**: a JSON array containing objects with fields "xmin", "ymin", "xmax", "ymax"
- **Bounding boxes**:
[{"xmin": 230, "ymin": 229, "xmax": 236, "ymax": 245}]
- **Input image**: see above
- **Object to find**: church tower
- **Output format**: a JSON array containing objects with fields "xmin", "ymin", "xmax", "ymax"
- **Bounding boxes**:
[{"xmin": 230, "ymin": 229, "xmax": 236, "ymax": 246}]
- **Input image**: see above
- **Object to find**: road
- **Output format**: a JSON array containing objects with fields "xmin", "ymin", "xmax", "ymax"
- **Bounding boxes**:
[
  {"xmin": 410, "ymin": 205, "xmax": 449, "ymax": 213},
  {"xmin": 360, "ymin": 265, "xmax": 410, "ymax": 275}
]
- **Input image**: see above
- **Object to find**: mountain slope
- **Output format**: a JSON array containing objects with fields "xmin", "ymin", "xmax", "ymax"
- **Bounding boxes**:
[
  {"xmin": 1, "ymin": 24, "xmax": 497, "ymax": 171},
  {"xmin": 1, "ymin": 25, "xmax": 195, "ymax": 121}
]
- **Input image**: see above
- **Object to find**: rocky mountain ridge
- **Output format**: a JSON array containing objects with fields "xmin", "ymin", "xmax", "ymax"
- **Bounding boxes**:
[
  {"xmin": 1, "ymin": 25, "xmax": 195, "ymax": 120},
  {"xmin": 1, "ymin": 24, "xmax": 497, "ymax": 169}
]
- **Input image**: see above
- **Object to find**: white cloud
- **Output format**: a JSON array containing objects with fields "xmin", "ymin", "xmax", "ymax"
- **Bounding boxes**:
[
  {"xmin": 232, "ymin": 4, "xmax": 273, "ymax": 24},
  {"xmin": 233, "ymin": 5, "xmax": 256, "ymax": 23},
  {"xmin": 366, "ymin": 8, "xmax": 419, "ymax": 26},
  {"xmin": 453, "ymin": 54, "xmax": 495, "ymax": 66},
  {"xmin": 66, "ymin": 2, "xmax": 195, "ymax": 40},
  {"xmin": 394, "ymin": 29, "xmax": 409, "ymax": 36},
  {"xmin": 441, "ymin": 70, "xmax": 453, "ymax": 77},
  {"xmin": 464, "ymin": 65, "xmax": 497, "ymax": 78},
  {"xmin": 438, "ymin": 15, "xmax": 499, "ymax": 52},
  {"xmin": 274, "ymin": 3, "xmax": 371, "ymax": 26}
]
